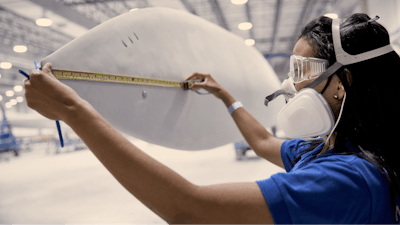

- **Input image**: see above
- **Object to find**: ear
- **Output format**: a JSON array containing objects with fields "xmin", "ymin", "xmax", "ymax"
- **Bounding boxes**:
[
  {"xmin": 337, "ymin": 81, "xmax": 345, "ymax": 100},
  {"xmin": 337, "ymin": 69, "xmax": 352, "ymax": 100},
  {"xmin": 337, "ymin": 69, "xmax": 351, "ymax": 100},
  {"xmin": 344, "ymin": 68, "xmax": 353, "ymax": 86}
]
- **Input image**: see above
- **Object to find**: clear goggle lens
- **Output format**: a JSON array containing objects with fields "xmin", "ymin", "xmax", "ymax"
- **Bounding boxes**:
[{"xmin": 288, "ymin": 55, "xmax": 329, "ymax": 83}]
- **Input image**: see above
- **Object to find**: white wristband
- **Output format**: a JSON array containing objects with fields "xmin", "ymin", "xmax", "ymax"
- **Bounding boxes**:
[{"xmin": 228, "ymin": 101, "xmax": 243, "ymax": 115}]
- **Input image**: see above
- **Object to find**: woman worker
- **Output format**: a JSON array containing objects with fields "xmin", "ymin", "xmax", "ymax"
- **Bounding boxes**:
[{"xmin": 25, "ymin": 13, "xmax": 400, "ymax": 223}]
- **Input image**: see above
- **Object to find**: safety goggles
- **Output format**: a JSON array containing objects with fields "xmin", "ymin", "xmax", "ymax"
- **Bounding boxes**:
[
  {"xmin": 289, "ymin": 55, "xmax": 329, "ymax": 83},
  {"xmin": 265, "ymin": 17, "xmax": 394, "ymax": 107}
]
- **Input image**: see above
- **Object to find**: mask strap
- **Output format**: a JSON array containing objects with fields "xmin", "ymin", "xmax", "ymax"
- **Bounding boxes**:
[
  {"xmin": 304, "ymin": 62, "xmax": 343, "ymax": 89},
  {"xmin": 332, "ymin": 18, "xmax": 394, "ymax": 65},
  {"xmin": 320, "ymin": 75, "xmax": 332, "ymax": 95},
  {"xmin": 264, "ymin": 89, "xmax": 295, "ymax": 106}
]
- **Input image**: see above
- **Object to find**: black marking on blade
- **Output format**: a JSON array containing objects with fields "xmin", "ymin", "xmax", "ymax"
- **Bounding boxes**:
[
  {"xmin": 128, "ymin": 36, "xmax": 133, "ymax": 43},
  {"xmin": 122, "ymin": 40, "xmax": 127, "ymax": 47},
  {"xmin": 182, "ymin": 82, "xmax": 189, "ymax": 90},
  {"xmin": 134, "ymin": 32, "xmax": 139, "ymax": 40}
]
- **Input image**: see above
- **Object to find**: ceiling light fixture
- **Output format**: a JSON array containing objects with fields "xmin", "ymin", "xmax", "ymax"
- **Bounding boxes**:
[
  {"xmin": 0, "ymin": 62, "xmax": 12, "ymax": 69},
  {"xmin": 36, "ymin": 18, "xmax": 52, "ymax": 27},
  {"xmin": 5, "ymin": 102, "xmax": 12, "ymax": 109},
  {"xmin": 324, "ymin": 13, "xmax": 338, "ymax": 19},
  {"xmin": 238, "ymin": 22, "xmax": 252, "ymax": 30},
  {"xmin": 10, "ymin": 99, "xmax": 17, "ymax": 105},
  {"xmin": 16, "ymin": 96, "xmax": 24, "ymax": 103},
  {"xmin": 13, "ymin": 45, "xmax": 28, "ymax": 53},
  {"xmin": 14, "ymin": 85, "xmax": 23, "ymax": 92},
  {"xmin": 36, "ymin": 9, "xmax": 52, "ymax": 27},
  {"xmin": 231, "ymin": 0, "xmax": 248, "ymax": 4},
  {"xmin": 5, "ymin": 90, "xmax": 14, "ymax": 97},
  {"xmin": 245, "ymin": 39, "xmax": 255, "ymax": 46}
]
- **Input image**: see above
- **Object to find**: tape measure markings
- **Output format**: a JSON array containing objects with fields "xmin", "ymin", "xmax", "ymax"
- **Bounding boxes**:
[{"xmin": 52, "ymin": 69, "xmax": 198, "ymax": 89}]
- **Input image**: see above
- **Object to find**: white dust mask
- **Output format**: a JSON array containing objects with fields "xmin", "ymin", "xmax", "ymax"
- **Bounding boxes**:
[{"xmin": 276, "ymin": 88, "xmax": 335, "ymax": 138}]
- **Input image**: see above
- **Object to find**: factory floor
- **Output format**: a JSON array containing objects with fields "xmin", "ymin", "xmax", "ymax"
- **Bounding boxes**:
[{"xmin": 0, "ymin": 137, "xmax": 284, "ymax": 224}]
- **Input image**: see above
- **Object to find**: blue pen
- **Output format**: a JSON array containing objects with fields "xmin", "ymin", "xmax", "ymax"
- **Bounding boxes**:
[
  {"xmin": 18, "ymin": 69, "xmax": 30, "ymax": 79},
  {"xmin": 33, "ymin": 61, "xmax": 64, "ymax": 148},
  {"xmin": 18, "ymin": 62, "xmax": 65, "ymax": 148}
]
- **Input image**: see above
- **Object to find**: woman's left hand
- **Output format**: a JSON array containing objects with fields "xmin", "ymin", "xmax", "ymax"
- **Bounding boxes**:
[{"xmin": 185, "ymin": 72, "xmax": 228, "ymax": 100}]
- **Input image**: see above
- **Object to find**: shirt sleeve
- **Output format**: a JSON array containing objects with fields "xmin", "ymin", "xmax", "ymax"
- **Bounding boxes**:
[
  {"xmin": 256, "ymin": 158, "xmax": 372, "ymax": 224},
  {"xmin": 280, "ymin": 139, "xmax": 307, "ymax": 172}
]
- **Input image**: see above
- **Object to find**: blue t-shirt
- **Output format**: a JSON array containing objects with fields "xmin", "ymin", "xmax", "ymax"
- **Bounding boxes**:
[{"xmin": 256, "ymin": 138, "xmax": 400, "ymax": 223}]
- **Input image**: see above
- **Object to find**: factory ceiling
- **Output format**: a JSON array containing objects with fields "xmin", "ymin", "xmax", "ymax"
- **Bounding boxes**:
[{"xmin": 0, "ymin": 0, "xmax": 371, "ymax": 106}]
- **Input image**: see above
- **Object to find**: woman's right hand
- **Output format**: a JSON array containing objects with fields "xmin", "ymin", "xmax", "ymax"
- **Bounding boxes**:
[
  {"xmin": 24, "ymin": 62, "xmax": 84, "ymax": 122},
  {"xmin": 185, "ymin": 73, "xmax": 228, "ymax": 100}
]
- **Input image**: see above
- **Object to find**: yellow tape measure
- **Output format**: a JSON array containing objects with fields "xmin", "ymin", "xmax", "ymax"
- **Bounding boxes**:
[{"xmin": 52, "ymin": 69, "xmax": 201, "ymax": 89}]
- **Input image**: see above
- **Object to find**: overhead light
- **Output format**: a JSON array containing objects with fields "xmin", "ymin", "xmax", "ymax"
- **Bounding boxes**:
[
  {"xmin": 0, "ymin": 62, "xmax": 12, "ymax": 69},
  {"xmin": 130, "ymin": 8, "xmax": 139, "ymax": 12},
  {"xmin": 324, "ymin": 13, "xmax": 338, "ymax": 19},
  {"xmin": 16, "ymin": 96, "xmax": 24, "ymax": 103},
  {"xmin": 5, "ymin": 90, "xmax": 14, "ymax": 97},
  {"xmin": 231, "ymin": 0, "xmax": 248, "ymax": 4},
  {"xmin": 0, "ymin": 73, "xmax": 1, "ymax": 78},
  {"xmin": 238, "ymin": 22, "xmax": 252, "ymax": 30},
  {"xmin": 5, "ymin": 102, "xmax": 12, "ymax": 109},
  {"xmin": 13, "ymin": 45, "xmax": 28, "ymax": 53},
  {"xmin": 14, "ymin": 85, "xmax": 23, "ymax": 92},
  {"xmin": 245, "ymin": 39, "xmax": 255, "ymax": 46},
  {"xmin": 36, "ymin": 18, "xmax": 52, "ymax": 27},
  {"xmin": 0, "ymin": 95, "xmax": 2, "ymax": 101},
  {"xmin": 36, "ymin": 8, "xmax": 52, "ymax": 27},
  {"xmin": 10, "ymin": 99, "xmax": 17, "ymax": 105}
]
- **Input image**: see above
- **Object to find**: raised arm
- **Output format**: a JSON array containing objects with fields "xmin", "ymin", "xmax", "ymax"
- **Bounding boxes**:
[
  {"xmin": 24, "ymin": 64, "xmax": 274, "ymax": 224},
  {"xmin": 187, "ymin": 73, "xmax": 285, "ymax": 169}
]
